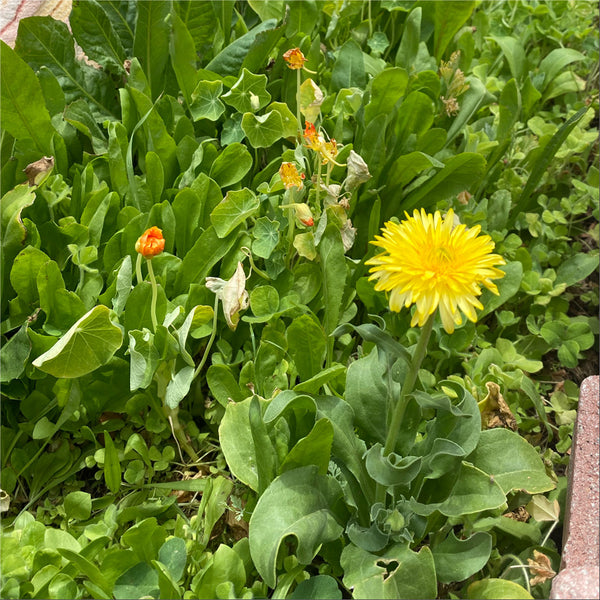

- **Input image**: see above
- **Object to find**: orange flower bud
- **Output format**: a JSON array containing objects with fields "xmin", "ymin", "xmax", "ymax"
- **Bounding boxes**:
[
  {"xmin": 135, "ymin": 226, "xmax": 165, "ymax": 258},
  {"xmin": 283, "ymin": 48, "xmax": 307, "ymax": 70},
  {"xmin": 295, "ymin": 203, "xmax": 314, "ymax": 227},
  {"xmin": 279, "ymin": 162, "xmax": 305, "ymax": 190}
]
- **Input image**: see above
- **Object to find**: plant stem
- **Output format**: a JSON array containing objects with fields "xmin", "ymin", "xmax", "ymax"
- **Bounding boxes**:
[
  {"xmin": 383, "ymin": 314, "xmax": 435, "ymax": 457},
  {"xmin": 164, "ymin": 405, "xmax": 200, "ymax": 463},
  {"xmin": 146, "ymin": 258, "xmax": 158, "ymax": 332},
  {"xmin": 296, "ymin": 68, "xmax": 303, "ymax": 140},
  {"xmin": 193, "ymin": 294, "xmax": 220, "ymax": 380},
  {"xmin": 135, "ymin": 252, "xmax": 143, "ymax": 285}
]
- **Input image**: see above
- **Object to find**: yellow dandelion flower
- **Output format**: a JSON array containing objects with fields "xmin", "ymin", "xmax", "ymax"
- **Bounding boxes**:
[{"xmin": 366, "ymin": 209, "xmax": 506, "ymax": 333}]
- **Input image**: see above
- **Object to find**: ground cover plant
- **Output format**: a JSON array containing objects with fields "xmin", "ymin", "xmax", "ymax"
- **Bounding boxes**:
[{"xmin": 0, "ymin": 1, "xmax": 598, "ymax": 598}]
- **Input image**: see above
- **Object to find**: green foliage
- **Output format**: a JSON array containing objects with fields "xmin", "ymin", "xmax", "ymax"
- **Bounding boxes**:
[{"xmin": 1, "ymin": 1, "xmax": 597, "ymax": 599}]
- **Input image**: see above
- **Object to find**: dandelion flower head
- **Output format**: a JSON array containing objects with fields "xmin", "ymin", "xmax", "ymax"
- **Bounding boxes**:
[
  {"xmin": 135, "ymin": 226, "xmax": 165, "ymax": 258},
  {"xmin": 366, "ymin": 209, "xmax": 506, "ymax": 333}
]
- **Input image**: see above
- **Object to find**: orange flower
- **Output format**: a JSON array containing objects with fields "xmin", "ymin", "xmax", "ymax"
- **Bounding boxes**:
[
  {"xmin": 283, "ymin": 48, "xmax": 307, "ymax": 70},
  {"xmin": 135, "ymin": 226, "xmax": 165, "ymax": 258},
  {"xmin": 322, "ymin": 138, "xmax": 338, "ymax": 165},
  {"xmin": 303, "ymin": 121, "xmax": 323, "ymax": 152},
  {"xmin": 279, "ymin": 162, "xmax": 305, "ymax": 190}
]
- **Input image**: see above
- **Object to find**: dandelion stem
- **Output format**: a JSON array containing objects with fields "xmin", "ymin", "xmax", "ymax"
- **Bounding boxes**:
[
  {"xmin": 146, "ymin": 258, "xmax": 159, "ymax": 332},
  {"xmin": 383, "ymin": 314, "xmax": 434, "ymax": 457},
  {"xmin": 296, "ymin": 68, "xmax": 302, "ymax": 140},
  {"xmin": 193, "ymin": 294, "xmax": 220, "ymax": 380},
  {"xmin": 135, "ymin": 252, "xmax": 144, "ymax": 285}
]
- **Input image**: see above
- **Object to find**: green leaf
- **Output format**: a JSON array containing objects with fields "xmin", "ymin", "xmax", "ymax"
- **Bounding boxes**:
[
  {"xmin": 491, "ymin": 36, "xmax": 526, "ymax": 81},
  {"xmin": 0, "ymin": 41, "xmax": 55, "ymax": 154},
  {"xmin": 132, "ymin": 1, "xmax": 170, "ymax": 99},
  {"xmin": 252, "ymin": 216, "xmax": 280, "ymax": 259},
  {"xmin": 469, "ymin": 428, "xmax": 556, "ymax": 494},
  {"xmin": 123, "ymin": 282, "xmax": 167, "ymax": 335},
  {"xmin": 268, "ymin": 101, "xmax": 298, "ymax": 139},
  {"xmin": 193, "ymin": 544, "xmax": 246, "ymax": 599},
  {"xmin": 190, "ymin": 80, "xmax": 225, "ymax": 121},
  {"xmin": 365, "ymin": 67, "xmax": 408, "ymax": 124},
  {"xmin": 249, "ymin": 285, "xmax": 280, "ymax": 319},
  {"xmin": 432, "ymin": 530, "xmax": 492, "ymax": 584},
  {"xmin": 222, "ymin": 68, "xmax": 271, "ymax": 113},
  {"xmin": 206, "ymin": 19, "xmax": 278, "ymax": 76},
  {"xmin": 555, "ymin": 253, "xmax": 599, "ymax": 288},
  {"xmin": 364, "ymin": 444, "xmax": 421, "ymax": 487},
  {"xmin": 128, "ymin": 329, "xmax": 159, "ymax": 390},
  {"xmin": 386, "ymin": 151, "xmax": 444, "ymax": 192},
  {"xmin": 158, "ymin": 537, "xmax": 187, "ymax": 582},
  {"xmin": 290, "ymin": 575, "xmax": 342, "ymax": 599},
  {"xmin": 445, "ymin": 77, "xmax": 490, "ymax": 145},
  {"xmin": 169, "ymin": 11, "xmax": 198, "ymax": 105},
  {"xmin": 466, "ymin": 579, "xmax": 533, "ymax": 599},
  {"xmin": 63, "ymin": 99, "xmax": 109, "ymax": 154},
  {"xmin": 248, "ymin": 1, "xmax": 284, "ymax": 22},
  {"xmin": 113, "ymin": 562, "xmax": 159, "ymax": 600},
  {"xmin": 165, "ymin": 365, "xmax": 195, "ymax": 409},
  {"xmin": 280, "ymin": 418, "xmax": 334, "ymax": 475},
  {"xmin": 287, "ymin": 315, "xmax": 327, "ymax": 381},
  {"xmin": 395, "ymin": 7, "xmax": 421, "ymax": 68},
  {"xmin": 341, "ymin": 542, "xmax": 437, "ymax": 600},
  {"xmin": 539, "ymin": 48, "xmax": 585, "ymax": 92},
  {"xmin": 0, "ymin": 325, "xmax": 31, "ymax": 382},
  {"xmin": 513, "ymin": 106, "xmax": 589, "ymax": 218},
  {"xmin": 175, "ymin": 225, "xmax": 240, "ymax": 294},
  {"xmin": 15, "ymin": 17, "xmax": 116, "ymax": 117},
  {"xmin": 10, "ymin": 246, "xmax": 51, "ymax": 307},
  {"xmin": 210, "ymin": 188, "xmax": 259, "ymax": 238},
  {"xmin": 478, "ymin": 261, "xmax": 524, "ymax": 319},
  {"xmin": 319, "ymin": 225, "xmax": 347, "ymax": 335},
  {"xmin": 64, "ymin": 491, "xmax": 92, "ymax": 521},
  {"xmin": 249, "ymin": 395, "xmax": 276, "ymax": 495},
  {"xmin": 293, "ymin": 364, "xmax": 346, "ymax": 394},
  {"xmin": 57, "ymin": 548, "xmax": 111, "ymax": 596},
  {"xmin": 207, "ymin": 364, "xmax": 246, "ymax": 406},
  {"xmin": 70, "ymin": 0, "xmax": 127, "ymax": 73},
  {"xmin": 434, "ymin": 1, "xmax": 476, "ymax": 60},
  {"xmin": 209, "ymin": 143, "xmax": 253, "ymax": 187},
  {"xmin": 399, "ymin": 152, "xmax": 487, "ymax": 215},
  {"xmin": 331, "ymin": 39, "xmax": 367, "ymax": 92},
  {"xmin": 241, "ymin": 110, "xmax": 285, "ymax": 148},
  {"xmin": 103, "ymin": 430, "xmax": 122, "ymax": 494},
  {"xmin": 249, "ymin": 465, "xmax": 344, "ymax": 588},
  {"xmin": 32, "ymin": 305, "xmax": 123, "ymax": 378}
]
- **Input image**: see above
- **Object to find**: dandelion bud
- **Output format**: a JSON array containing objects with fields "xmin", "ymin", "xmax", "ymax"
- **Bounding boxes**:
[{"xmin": 135, "ymin": 226, "xmax": 165, "ymax": 258}]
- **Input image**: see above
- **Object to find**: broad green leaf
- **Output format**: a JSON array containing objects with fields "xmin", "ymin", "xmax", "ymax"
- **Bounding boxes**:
[
  {"xmin": 393, "ymin": 91, "xmax": 434, "ymax": 148},
  {"xmin": 123, "ymin": 282, "xmax": 168, "ymax": 335},
  {"xmin": 287, "ymin": 315, "xmax": 327, "ymax": 381},
  {"xmin": 331, "ymin": 39, "xmax": 367, "ymax": 92},
  {"xmin": 57, "ymin": 548, "xmax": 111, "ymax": 596},
  {"xmin": 395, "ymin": 7, "xmax": 421, "ymax": 68},
  {"xmin": 64, "ymin": 491, "xmax": 92, "ymax": 521},
  {"xmin": 128, "ymin": 329, "xmax": 159, "ymax": 390},
  {"xmin": 103, "ymin": 430, "xmax": 122, "ymax": 494},
  {"xmin": 15, "ymin": 17, "xmax": 116, "ymax": 117},
  {"xmin": 0, "ymin": 41, "xmax": 55, "ymax": 154},
  {"xmin": 169, "ymin": 11, "xmax": 198, "ymax": 105},
  {"xmin": 293, "ymin": 364, "xmax": 346, "ymax": 394},
  {"xmin": 165, "ymin": 366, "xmax": 195, "ymax": 409},
  {"xmin": 158, "ymin": 537, "xmax": 187, "ymax": 582},
  {"xmin": 249, "ymin": 285, "xmax": 280, "ymax": 319},
  {"xmin": 555, "ymin": 253, "xmax": 599, "ymax": 288},
  {"xmin": 222, "ymin": 68, "xmax": 271, "ymax": 113},
  {"xmin": 364, "ymin": 444, "xmax": 421, "ymax": 487},
  {"xmin": 478, "ymin": 262, "xmax": 523, "ymax": 319},
  {"xmin": 0, "ymin": 325, "xmax": 31, "ymax": 383},
  {"xmin": 210, "ymin": 188, "xmax": 259, "ymax": 238},
  {"xmin": 248, "ymin": 1, "xmax": 284, "ymax": 22},
  {"xmin": 496, "ymin": 78, "xmax": 521, "ymax": 142},
  {"xmin": 207, "ymin": 364, "xmax": 246, "ymax": 406},
  {"xmin": 174, "ymin": 1, "xmax": 215, "ymax": 57},
  {"xmin": 132, "ymin": 1, "xmax": 170, "ymax": 99},
  {"xmin": 190, "ymin": 80, "xmax": 225, "ymax": 121},
  {"xmin": 445, "ymin": 77, "xmax": 490, "ymax": 145},
  {"xmin": 319, "ymin": 225, "xmax": 346, "ymax": 335},
  {"xmin": 386, "ymin": 151, "xmax": 444, "ymax": 192},
  {"xmin": 400, "ymin": 152, "xmax": 487, "ymax": 214},
  {"xmin": 10, "ymin": 246, "xmax": 51, "ymax": 306},
  {"xmin": 491, "ymin": 36, "xmax": 527, "ymax": 81},
  {"xmin": 268, "ymin": 101, "xmax": 298, "ymax": 139},
  {"xmin": 193, "ymin": 544, "xmax": 246, "ymax": 599},
  {"xmin": 432, "ymin": 531, "xmax": 492, "ymax": 584},
  {"xmin": 48, "ymin": 574, "xmax": 78, "ymax": 600},
  {"xmin": 32, "ymin": 305, "xmax": 123, "ymax": 378},
  {"xmin": 209, "ymin": 143, "xmax": 253, "ymax": 187},
  {"xmin": 152, "ymin": 560, "xmax": 181, "ymax": 600},
  {"xmin": 175, "ymin": 225, "xmax": 240, "ymax": 294},
  {"xmin": 241, "ymin": 110, "xmax": 285, "ymax": 148},
  {"xmin": 64, "ymin": 99, "xmax": 109, "ymax": 154},
  {"xmin": 341, "ymin": 542, "xmax": 437, "ymax": 600},
  {"xmin": 70, "ymin": 0, "xmax": 126, "ymax": 73},
  {"xmin": 280, "ymin": 418, "xmax": 334, "ymax": 475},
  {"xmin": 290, "ymin": 575, "xmax": 342, "ymax": 599},
  {"xmin": 249, "ymin": 465, "xmax": 344, "ymax": 588},
  {"xmin": 539, "ymin": 48, "xmax": 586, "ymax": 92},
  {"xmin": 469, "ymin": 428, "xmax": 556, "ymax": 494},
  {"xmin": 466, "ymin": 579, "xmax": 533, "ymax": 599},
  {"xmin": 286, "ymin": 0, "xmax": 318, "ymax": 36},
  {"xmin": 364, "ymin": 67, "xmax": 408, "ymax": 124},
  {"xmin": 113, "ymin": 562, "xmax": 159, "ymax": 600},
  {"xmin": 206, "ymin": 19, "xmax": 278, "ymax": 76},
  {"xmin": 252, "ymin": 216, "xmax": 280, "ymax": 259},
  {"xmin": 249, "ymin": 395, "xmax": 276, "ymax": 495},
  {"xmin": 434, "ymin": 1, "xmax": 476, "ymax": 60}
]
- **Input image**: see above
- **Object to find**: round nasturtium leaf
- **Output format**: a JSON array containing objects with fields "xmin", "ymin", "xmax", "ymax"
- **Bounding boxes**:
[{"xmin": 32, "ymin": 305, "xmax": 123, "ymax": 378}]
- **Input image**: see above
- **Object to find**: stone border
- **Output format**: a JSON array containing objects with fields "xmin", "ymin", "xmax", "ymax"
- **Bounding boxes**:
[{"xmin": 551, "ymin": 376, "xmax": 599, "ymax": 600}]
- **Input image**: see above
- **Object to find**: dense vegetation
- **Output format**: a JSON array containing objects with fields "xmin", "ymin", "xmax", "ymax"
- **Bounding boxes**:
[{"xmin": 1, "ymin": 1, "xmax": 598, "ymax": 598}]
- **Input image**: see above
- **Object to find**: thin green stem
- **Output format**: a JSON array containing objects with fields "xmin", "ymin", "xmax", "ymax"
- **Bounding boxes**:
[
  {"xmin": 193, "ymin": 294, "xmax": 220, "ymax": 380},
  {"xmin": 164, "ymin": 405, "xmax": 200, "ymax": 464},
  {"xmin": 135, "ymin": 252, "xmax": 144, "ymax": 285},
  {"xmin": 146, "ymin": 258, "xmax": 159, "ymax": 332},
  {"xmin": 316, "ymin": 159, "xmax": 323, "ymax": 207},
  {"xmin": 296, "ymin": 68, "xmax": 303, "ymax": 140},
  {"xmin": 383, "ymin": 315, "xmax": 435, "ymax": 457}
]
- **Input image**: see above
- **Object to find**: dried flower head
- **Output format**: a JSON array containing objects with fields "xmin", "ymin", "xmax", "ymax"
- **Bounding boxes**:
[
  {"xmin": 366, "ymin": 209, "xmax": 506, "ymax": 333},
  {"xmin": 135, "ymin": 226, "xmax": 165, "ymax": 258},
  {"xmin": 283, "ymin": 48, "xmax": 307, "ymax": 70}
]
